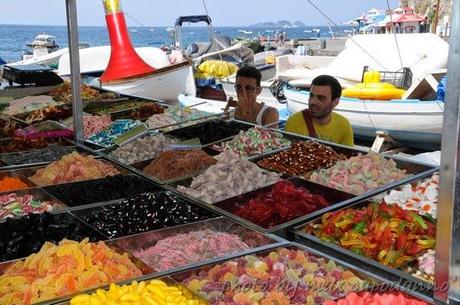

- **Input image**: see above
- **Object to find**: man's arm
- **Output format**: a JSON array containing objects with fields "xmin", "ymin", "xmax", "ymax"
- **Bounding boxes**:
[{"xmin": 263, "ymin": 107, "xmax": 279, "ymax": 129}]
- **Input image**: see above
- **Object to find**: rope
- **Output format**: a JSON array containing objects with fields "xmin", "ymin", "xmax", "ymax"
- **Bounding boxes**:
[
  {"xmin": 201, "ymin": 0, "xmax": 224, "ymax": 62},
  {"xmin": 385, "ymin": 0, "xmax": 405, "ymax": 70},
  {"xmin": 305, "ymin": 0, "xmax": 390, "ymax": 71},
  {"xmin": 123, "ymin": 11, "xmax": 170, "ymax": 44}
]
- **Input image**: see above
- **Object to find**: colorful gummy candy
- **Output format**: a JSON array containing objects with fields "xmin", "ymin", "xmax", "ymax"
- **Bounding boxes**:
[
  {"xmin": 310, "ymin": 152, "xmax": 407, "ymax": 195},
  {"xmin": 181, "ymin": 248, "xmax": 368, "ymax": 305},
  {"xmin": 0, "ymin": 176, "xmax": 30, "ymax": 192},
  {"xmin": 234, "ymin": 180, "xmax": 329, "ymax": 228},
  {"xmin": 322, "ymin": 291, "xmax": 431, "ymax": 305},
  {"xmin": 305, "ymin": 202, "xmax": 436, "ymax": 268},
  {"xmin": 70, "ymin": 279, "xmax": 207, "ymax": 305},
  {"xmin": 0, "ymin": 192, "xmax": 56, "ymax": 220},
  {"xmin": 28, "ymin": 152, "xmax": 120, "ymax": 186},
  {"xmin": 0, "ymin": 238, "xmax": 142, "ymax": 305},
  {"xmin": 133, "ymin": 230, "xmax": 249, "ymax": 271},
  {"xmin": 216, "ymin": 127, "xmax": 291, "ymax": 157}
]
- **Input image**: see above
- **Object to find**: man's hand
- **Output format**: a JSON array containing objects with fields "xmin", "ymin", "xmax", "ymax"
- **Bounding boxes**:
[{"xmin": 224, "ymin": 97, "xmax": 238, "ymax": 112}]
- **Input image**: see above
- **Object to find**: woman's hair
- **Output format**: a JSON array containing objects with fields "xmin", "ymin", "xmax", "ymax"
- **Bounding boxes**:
[
  {"xmin": 236, "ymin": 65, "xmax": 262, "ymax": 87},
  {"xmin": 311, "ymin": 75, "xmax": 342, "ymax": 101}
]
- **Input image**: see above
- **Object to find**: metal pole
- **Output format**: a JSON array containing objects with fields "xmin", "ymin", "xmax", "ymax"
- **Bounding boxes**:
[
  {"xmin": 65, "ymin": 0, "xmax": 84, "ymax": 143},
  {"xmin": 435, "ymin": 0, "xmax": 460, "ymax": 303}
]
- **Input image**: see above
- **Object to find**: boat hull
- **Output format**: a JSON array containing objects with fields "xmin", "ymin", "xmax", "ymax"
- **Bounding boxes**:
[
  {"xmin": 284, "ymin": 87, "xmax": 443, "ymax": 148},
  {"xmin": 100, "ymin": 61, "xmax": 196, "ymax": 103}
]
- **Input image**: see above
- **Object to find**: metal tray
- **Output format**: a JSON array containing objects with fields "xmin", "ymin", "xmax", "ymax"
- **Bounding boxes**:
[
  {"xmin": 70, "ymin": 191, "xmax": 219, "ymax": 239},
  {"xmin": 132, "ymin": 150, "xmax": 216, "ymax": 185},
  {"xmin": 0, "ymin": 187, "xmax": 67, "ymax": 222},
  {"xmin": 12, "ymin": 103, "xmax": 73, "ymax": 124},
  {"xmin": 212, "ymin": 177, "xmax": 357, "ymax": 233},
  {"xmin": 0, "ymin": 211, "xmax": 107, "ymax": 263},
  {"xmin": 164, "ymin": 118, "xmax": 253, "ymax": 146},
  {"xmin": 169, "ymin": 242, "xmax": 434, "ymax": 303},
  {"xmin": 0, "ymin": 238, "xmax": 156, "ymax": 305},
  {"xmin": 290, "ymin": 184, "xmax": 437, "ymax": 294},
  {"xmin": 251, "ymin": 138, "xmax": 437, "ymax": 199},
  {"xmin": 0, "ymin": 145, "xmax": 78, "ymax": 170},
  {"xmin": 169, "ymin": 243, "xmax": 381, "ymax": 302},
  {"xmin": 0, "ymin": 169, "xmax": 36, "ymax": 192},
  {"xmin": 113, "ymin": 217, "xmax": 285, "ymax": 272},
  {"xmin": 99, "ymin": 131, "xmax": 179, "ymax": 165},
  {"xmin": 32, "ymin": 275, "xmax": 210, "ymax": 305},
  {"xmin": 42, "ymin": 174, "xmax": 161, "ymax": 210},
  {"xmin": 12, "ymin": 158, "xmax": 128, "ymax": 188}
]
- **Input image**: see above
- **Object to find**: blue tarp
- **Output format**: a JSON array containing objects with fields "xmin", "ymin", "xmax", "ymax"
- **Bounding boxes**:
[{"xmin": 0, "ymin": 57, "xmax": 6, "ymax": 65}]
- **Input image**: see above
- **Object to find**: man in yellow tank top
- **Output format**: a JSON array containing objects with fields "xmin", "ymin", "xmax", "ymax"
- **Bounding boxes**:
[{"xmin": 284, "ymin": 75, "xmax": 354, "ymax": 146}]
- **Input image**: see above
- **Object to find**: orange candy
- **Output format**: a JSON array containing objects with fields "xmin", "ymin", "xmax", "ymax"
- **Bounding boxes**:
[{"xmin": 0, "ymin": 177, "xmax": 29, "ymax": 192}]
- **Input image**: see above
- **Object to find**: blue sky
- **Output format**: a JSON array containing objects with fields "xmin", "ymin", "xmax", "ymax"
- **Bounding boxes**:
[{"xmin": 0, "ymin": 0, "xmax": 399, "ymax": 27}]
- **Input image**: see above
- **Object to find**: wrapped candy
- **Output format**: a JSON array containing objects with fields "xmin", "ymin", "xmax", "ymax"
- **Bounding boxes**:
[{"xmin": 177, "ymin": 151, "xmax": 280, "ymax": 203}]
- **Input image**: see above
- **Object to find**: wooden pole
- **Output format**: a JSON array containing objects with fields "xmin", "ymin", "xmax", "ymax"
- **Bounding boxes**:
[{"xmin": 433, "ymin": 0, "xmax": 442, "ymax": 33}]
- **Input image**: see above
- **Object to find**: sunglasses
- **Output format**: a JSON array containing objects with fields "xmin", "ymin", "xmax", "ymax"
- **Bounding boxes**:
[{"xmin": 234, "ymin": 84, "xmax": 258, "ymax": 94}]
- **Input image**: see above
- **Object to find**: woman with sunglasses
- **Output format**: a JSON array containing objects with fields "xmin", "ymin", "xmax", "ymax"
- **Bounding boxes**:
[{"xmin": 225, "ymin": 65, "xmax": 279, "ymax": 128}]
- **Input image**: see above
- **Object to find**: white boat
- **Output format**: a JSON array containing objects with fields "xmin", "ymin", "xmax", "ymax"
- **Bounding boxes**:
[
  {"xmin": 283, "ymin": 86, "xmax": 444, "ymax": 148},
  {"xmin": 58, "ymin": 45, "xmax": 195, "ymax": 103},
  {"xmin": 8, "ymin": 34, "xmax": 90, "ymax": 67},
  {"xmin": 99, "ymin": 60, "xmax": 196, "ymax": 103},
  {"xmin": 275, "ymin": 33, "xmax": 449, "ymax": 88}
]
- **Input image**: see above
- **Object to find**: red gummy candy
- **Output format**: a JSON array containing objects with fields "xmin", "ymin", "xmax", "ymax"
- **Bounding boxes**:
[{"xmin": 235, "ymin": 181, "xmax": 329, "ymax": 228}]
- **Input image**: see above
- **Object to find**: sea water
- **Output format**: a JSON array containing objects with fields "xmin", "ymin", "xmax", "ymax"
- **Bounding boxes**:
[{"xmin": 0, "ymin": 24, "xmax": 353, "ymax": 63}]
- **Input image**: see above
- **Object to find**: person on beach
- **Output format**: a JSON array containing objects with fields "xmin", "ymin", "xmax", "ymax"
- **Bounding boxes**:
[
  {"xmin": 284, "ymin": 75, "xmax": 354, "ymax": 146},
  {"xmin": 225, "ymin": 65, "xmax": 279, "ymax": 128}
]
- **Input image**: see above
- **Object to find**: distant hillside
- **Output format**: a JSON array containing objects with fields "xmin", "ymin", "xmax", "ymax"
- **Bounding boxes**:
[{"xmin": 250, "ymin": 20, "xmax": 306, "ymax": 28}]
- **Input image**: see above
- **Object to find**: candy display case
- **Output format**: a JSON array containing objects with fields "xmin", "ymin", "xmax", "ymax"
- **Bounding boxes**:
[
  {"xmin": 212, "ymin": 177, "xmax": 356, "ymax": 233},
  {"xmin": 169, "ymin": 243, "xmax": 386, "ymax": 305},
  {"xmin": 112, "ymin": 217, "xmax": 285, "ymax": 273},
  {"xmin": 12, "ymin": 104, "xmax": 73, "ymax": 124},
  {"xmin": 0, "ymin": 145, "xmax": 77, "ymax": 170},
  {"xmin": 290, "ymin": 177, "xmax": 438, "ymax": 296},
  {"xmin": 134, "ymin": 149, "xmax": 217, "ymax": 185},
  {"xmin": 42, "ymin": 174, "xmax": 160, "ymax": 209},
  {"xmin": 0, "ymin": 187, "xmax": 67, "ymax": 221},
  {"xmin": 252, "ymin": 139, "xmax": 437, "ymax": 198},
  {"xmin": 164, "ymin": 119, "xmax": 253, "ymax": 146},
  {"xmin": 0, "ymin": 168, "xmax": 37, "ymax": 192},
  {"xmin": 70, "ymin": 191, "xmax": 219, "ymax": 239},
  {"xmin": 0, "ymin": 211, "xmax": 107, "ymax": 262}
]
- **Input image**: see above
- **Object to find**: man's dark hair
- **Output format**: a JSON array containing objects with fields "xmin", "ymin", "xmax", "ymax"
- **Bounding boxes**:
[
  {"xmin": 236, "ymin": 65, "xmax": 262, "ymax": 87},
  {"xmin": 311, "ymin": 75, "xmax": 342, "ymax": 101}
]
